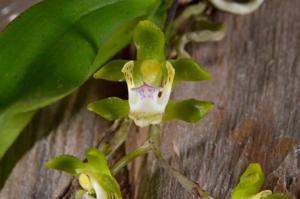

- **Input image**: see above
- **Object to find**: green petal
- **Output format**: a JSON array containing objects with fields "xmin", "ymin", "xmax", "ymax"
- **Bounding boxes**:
[
  {"xmin": 85, "ymin": 148, "xmax": 110, "ymax": 175},
  {"xmin": 232, "ymin": 163, "xmax": 265, "ymax": 199},
  {"xmin": 45, "ymin": 155, "xmax": 85, "ymax": 176},
  {"xmin": 163, "ymin": 99, "xmax": 213, "ymax": 123},
  {"xmin": 251, "ymin": 190, "xmax": 272, "ymax": 199},
  {"xmin": 94, "ymin": 60, "xmax": 128, "ymax": 82},
  {"xmin": 88, "ymin": 97, "xmax": 129, "ymax": 121},
  {"xmin": 93, "ymin": 174, "xmax": 122, "ymax": 198},
  {"xmin": 262, "ymin": 193, "xmax": 293, "ymax": 199},
  {"xmin": 170, "ymin": 58, "xmax": 211, "ymax": 85},
  {"xmin": 134, "ymin": 20, "xmax": 165, "ymax": 61}
]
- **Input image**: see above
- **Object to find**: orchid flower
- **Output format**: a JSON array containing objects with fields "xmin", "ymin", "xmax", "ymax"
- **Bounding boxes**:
[
  {"xmin": 231, "ymin": 163, "xmax": 292, "ymax": 199},
  {"xmin": 88, "ymin": 20, "xmax": 213, "ymax": 127},
  {"xmin": 46, "ymin": 148, "xmax": 122, "ymax": 199}
]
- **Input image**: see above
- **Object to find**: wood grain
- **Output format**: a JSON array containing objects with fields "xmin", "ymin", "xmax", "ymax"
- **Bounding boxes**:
[{"xmin": 0, "ymin": 0, "xmax": 299, "ymax": 199}]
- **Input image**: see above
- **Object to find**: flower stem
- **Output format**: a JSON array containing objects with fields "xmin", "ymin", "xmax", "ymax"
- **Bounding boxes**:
[
  {"xmin": 110, "ymin": 140, "xmax": 152, "ymax": 176},
  {"xmin": 100, "ymin": 119, "xmax": 132, "ymax": 158},
  {"xmin": 149, "ymin": 125, "xmax": 216, "ymax": 199}
]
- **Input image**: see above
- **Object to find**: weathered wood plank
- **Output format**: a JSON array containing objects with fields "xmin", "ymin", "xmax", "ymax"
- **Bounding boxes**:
[{"xmin": 0, "ymin": 0, "xmax": 299, "ymax": 199}]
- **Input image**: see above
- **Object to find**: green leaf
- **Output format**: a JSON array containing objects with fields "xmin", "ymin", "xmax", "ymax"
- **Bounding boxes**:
[
  {"xmin": 88, "ymin": 97, "xmax": 129, "ymax": 121},
  {"xmin": 262, "ymin": 193, "xmax": 293, "ymax": 199},
  {"xmin": 170, "ymin": 58, "xmax": 211, "ymax": 85},
  {"xmin": 94, "ymin": 60, "xmax": 128, "ymax": 82},
  {"xmin": 163, "ymin": 99, "xmax": 213, "ymax": 123},
  {"xmin": 0, "ymin": 111, "xmax": 36, "ymax": 159},
  {"xmin": 0, "ymin": 0, "xmax": 161, "ymax": 160},
  {"xmin": 232, "ymin": 163, "xmax": 265, "ymax": 199},
  {"xmin": 148, "ymin": 0, "xmax": 170, "ymax": 29},
  {"xmin": 85, "ymin": 148, "xmax": 110, "ymax": 175},
  {"xmin": 45, "ymin": 155, "xmax": 85, "ymax": 176},
  {"xmin": 134, "ymin": 20, "xmax": 165, "ymax": 61}
]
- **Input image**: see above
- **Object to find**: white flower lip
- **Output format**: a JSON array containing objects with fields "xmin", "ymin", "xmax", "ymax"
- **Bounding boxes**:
[
  {"xmin": 122, "ymin": 61, "xmax": 175, "ymax": 127},
  {"xmin": 90, "ymin": 177, "xmax": 108, "ymax": 199},
  {"xmin": 79, "ymin": 174, "xmax": 108, "ymax": 199}
]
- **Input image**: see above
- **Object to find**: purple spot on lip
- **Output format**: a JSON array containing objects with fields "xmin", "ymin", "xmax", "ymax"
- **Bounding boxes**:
[{"xmin": 132, "ymin": 83, "xmax": 162, "ymax": 100}]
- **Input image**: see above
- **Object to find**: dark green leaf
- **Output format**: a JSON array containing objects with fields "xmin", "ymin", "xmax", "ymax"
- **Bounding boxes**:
[
  {"xmin": 170, "ymin": 58, "xmax": 211, "ymax": 85},
  {"xmin": 232, "ymin": 163, "xmax": 265, "ymax": 199},
  {"xmin": 94, "ymin": 60, "xmax": 128, "ymax": 82},
  {"xmin": 0, "ymin": 111, "xmax": 35, "ymax": 158},
  {"xmin": 163, "ymin": 99, "xmax": 213, "ymax": 123},
  {"xmin": 148, "ymin": 0, "xmax": 170, "ymax": 29},
  {"xmin": 45, "ymin": 155, "xmax": 85, "ymax": 176},
  {"xmin": 0, "ymin": 0, "xmax": 161, "ymax": 159},
  {"xmin": 88, "ymin": 97, "xmax": 129, "ymax": 121}
]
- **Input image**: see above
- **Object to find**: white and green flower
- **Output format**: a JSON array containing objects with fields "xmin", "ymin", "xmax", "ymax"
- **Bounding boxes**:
[
  {"xmin": 121, "ymin": 60, "xmax": 174, "ymax": 127},
  {"xmin": 232, "ymin": 163, "xmax": 292, "ymax": 199},
  {"xmin": 88, "ymin": 20, "xmax": 213, "ymax": 127},
  {"xmin": 46, "ymin": 149, "xmax": 122, "ymax": 199}
]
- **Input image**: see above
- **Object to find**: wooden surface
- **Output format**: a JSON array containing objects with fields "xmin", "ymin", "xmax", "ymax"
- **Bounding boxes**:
[{"xmin": 0, "ymin": 0, "xmax": 299, "ymax": 199}]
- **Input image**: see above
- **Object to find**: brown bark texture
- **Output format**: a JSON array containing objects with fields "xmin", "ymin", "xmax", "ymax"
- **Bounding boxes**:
[{"xmin": 0, "ymin": 0, "xmax": 299, "ymax": 199}]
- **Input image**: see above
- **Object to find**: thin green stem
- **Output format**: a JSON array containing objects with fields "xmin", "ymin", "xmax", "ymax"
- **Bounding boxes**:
[
  {"xmin": 100, "ymin": 119, "xmax": 131, "ymax": 158},
  {"xmin": 110, "ymin": 140, "xmax": 152, "ymax": 176},
  {"xmin": 149, "ymin": 125, "xmax": 216, "ymax": 199}
]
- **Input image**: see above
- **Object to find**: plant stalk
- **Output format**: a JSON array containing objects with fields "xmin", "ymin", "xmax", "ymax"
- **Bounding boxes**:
[
  {"xmin": 110, "ymin": 140, "xmax": 152, "ymax": 176},
  {"xmin": 149, "ymin": 125, "xmax": 216, "ymax": 199}
]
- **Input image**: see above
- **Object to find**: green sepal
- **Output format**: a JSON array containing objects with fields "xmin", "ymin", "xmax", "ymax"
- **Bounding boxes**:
[
  {"xmin": 94, "ymin": 60, "xmax": 128, "ymax": 82},
  {"xmin": 45, "ymin": 155, "xmax": 85, "ymax": 176},
  {"xmin": 88, "ymin": 97, "xmax": 129, "ymax": 121},
  {"xmin": 250, "ymin": 190, "xmax": 272, "ymax": 199},
  {"xmin": 80, "ymin": 170, "xmax": 122, "ymax": 199},
  {"xmin": 232, "ymin": 163, "xmax": 265, "ymax": 199},
  {"xmin": 170, "ymin": 58, "xmax": 211, "ymax": 85},
  {"xmin": 262, "ymin": 193, "xmax": 293, "ymax": 199},
  {"xmin": 134, "ymin": 20, "xmax": 165, "ymax": 61},
  {"xmin": 94, "ymin": 174, "xmax": 122, "ymax": 198},
  {"xmin": 85, "ymin": 148, "xmax": 111, "ymax": 175},
  {"xmin": 163, "ymin": 99, "xmax": 213, "ymax": 123}
]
